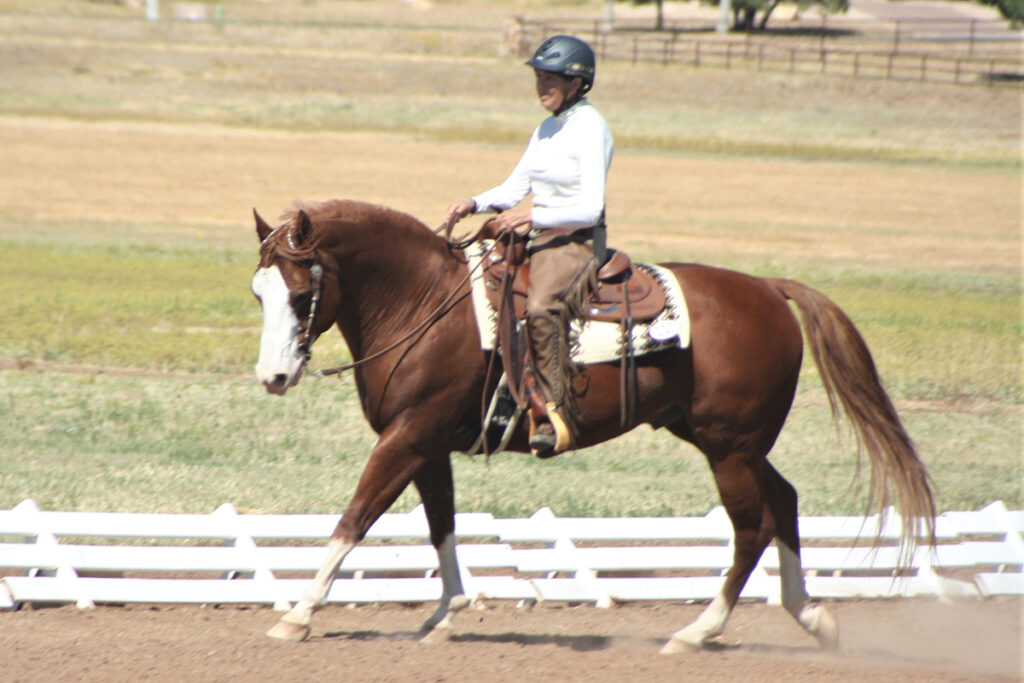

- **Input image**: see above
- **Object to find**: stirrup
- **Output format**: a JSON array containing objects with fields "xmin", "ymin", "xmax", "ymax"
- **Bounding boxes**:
[{"xmin": 529, "ymin": 403, "xmax": 570, "ymax": 457}]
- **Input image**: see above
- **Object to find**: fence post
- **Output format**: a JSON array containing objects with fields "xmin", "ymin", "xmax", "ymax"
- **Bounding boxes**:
[
  {"xmin": 212, "ymin": 503, "xmax": 292, "ymax": 612},
  {"xmin": 663, "ymin": 35, "xmax": 676, "ymax": 65},
  {"xmin": 695, "ymin": 40, "xmax": 701, "ymax": 67},
  {"xmin": 920, "ymin": 54, "xmax": 927, "ymax": 82},
  {"xmin": 9, "ymin": 499, "xmax": 95, "ymax": 610},
  {"xmin": 893, "ymin": 19, "xmax": 901, "ymax": 53},
  {"xmin": 969, "ymin": 20, "xmax": 977, "ymax": 58}
]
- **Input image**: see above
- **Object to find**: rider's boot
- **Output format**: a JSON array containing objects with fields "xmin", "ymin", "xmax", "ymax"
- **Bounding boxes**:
[{"xmin": 525, "ymin": 313, "xmax": 574, "ymax": 458}]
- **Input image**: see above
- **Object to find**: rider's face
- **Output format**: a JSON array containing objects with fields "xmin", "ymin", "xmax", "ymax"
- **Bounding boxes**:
[{"xmin": 535, "ymin": 70, "xmax": 581, "ymax": 113}]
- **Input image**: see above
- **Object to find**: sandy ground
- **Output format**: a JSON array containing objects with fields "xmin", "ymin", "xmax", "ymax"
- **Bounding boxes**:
[{"xmin": 1, "ymin": 598, "xmax": 1020, "ymax": 682}]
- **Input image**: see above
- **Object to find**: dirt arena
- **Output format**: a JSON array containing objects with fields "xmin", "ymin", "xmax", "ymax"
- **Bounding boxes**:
[{"xmin": 2, "ymin": 597, "xmax": 1020, "ymax": 681}]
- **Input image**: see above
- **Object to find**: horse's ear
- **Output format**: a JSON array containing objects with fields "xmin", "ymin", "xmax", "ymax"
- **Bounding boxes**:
[
  {"xmin": 294, "ymin": 210, "xmax": 314, "ymax": 246},
  {"xmin": 254, "ymin": 209, "xmax": 273, "ymax": 243}
]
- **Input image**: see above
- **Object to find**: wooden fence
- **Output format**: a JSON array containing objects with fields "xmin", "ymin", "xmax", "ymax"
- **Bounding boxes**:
[
  {"xmin": 520, "ymin": 18, "xmax": 1023, "ymax": 86},
  {"xmin": 2, "ymin": 499, "xmax": 1021, "ymax": 610}
]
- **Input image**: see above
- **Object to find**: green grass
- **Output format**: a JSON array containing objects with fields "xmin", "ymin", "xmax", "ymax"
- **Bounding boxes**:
[
  {"xmin": 0, "ymin": 239, "xmax": 261, "ymax": 373},
  {"xmin": 0, "ymin": 232, "xmax": 1018, "ymax": 516},
  {"xmin": 1, "ymin": 235, "xmax": 1017, "ymax": 400},
  {"xmin": 1, "ymin": 371, "xmax": 1018, "ymax": 516},
  {"xmin": 786, "ymin": 269, "xmax": 1021, "ymax": 402}
]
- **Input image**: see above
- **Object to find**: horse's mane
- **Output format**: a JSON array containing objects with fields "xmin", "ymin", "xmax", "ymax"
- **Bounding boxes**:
[{"xmin": 260, "ymin": 199, "xmax": 440, "ymax": 267}]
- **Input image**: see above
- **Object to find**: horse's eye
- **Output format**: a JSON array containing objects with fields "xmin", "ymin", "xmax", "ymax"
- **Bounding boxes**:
[{"xmin": 291, "ymin": 291, "xmax": 312, "ymax": 309}]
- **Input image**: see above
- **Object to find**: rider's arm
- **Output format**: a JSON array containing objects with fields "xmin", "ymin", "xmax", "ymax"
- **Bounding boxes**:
[{"xmin": 470, "ymin": 129, "xmax": 539, "ymax": 214}]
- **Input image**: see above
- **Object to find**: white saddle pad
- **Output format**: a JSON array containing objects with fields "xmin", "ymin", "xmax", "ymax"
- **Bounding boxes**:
[{"xmin": 467, "ymin": 242, "xmax": 690, "ymax": 364}]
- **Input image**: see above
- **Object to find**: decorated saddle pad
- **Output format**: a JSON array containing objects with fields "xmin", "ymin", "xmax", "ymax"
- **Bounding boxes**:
[{"xmin": 467, "ymin": 242, "xmax": 690, "ymax": 364}]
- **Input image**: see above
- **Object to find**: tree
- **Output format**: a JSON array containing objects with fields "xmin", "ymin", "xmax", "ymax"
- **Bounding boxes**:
[
  {"xmin": 979, "ymin": 0, "xmax": 1023, "ymax": 24},
  {"xmin": 720, "ymin": 0, "xmax": 850, "ymax": 30},
  {"xmin": 631, "ymin": 0, "xmax": 667, "ymax": 30},
  {"xmin": 633, "ymin": 0, "xmax": 850, "ymax": 31}
]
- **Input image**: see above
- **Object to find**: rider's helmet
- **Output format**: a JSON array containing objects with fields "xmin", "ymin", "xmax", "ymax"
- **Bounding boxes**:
[{"xmin": 525, "ymin": 35, "xmax": 596, "ymax": 96}]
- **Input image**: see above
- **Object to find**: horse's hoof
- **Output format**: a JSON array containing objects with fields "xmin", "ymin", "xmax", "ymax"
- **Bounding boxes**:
[
  {"xmin": 659, "ymin": 636, "xmax": 701, "ymax": 655},
  {"xmin": 267, "ymin": 619, "xmax": 311, "ymax": 642},
  {"xmin": 448, "ymin": 594, "xmax": 471, "ymax": 612},
  {"xmin": 813, "ymin": 607, "xmax": 840, "ymax": 651},
  {"xmin": 419, "ymin": 625, "xmax": 453, "ymax": 645}
]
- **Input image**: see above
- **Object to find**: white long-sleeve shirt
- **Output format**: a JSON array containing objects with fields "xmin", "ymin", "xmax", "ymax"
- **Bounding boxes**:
[{"xmin": 471, "ymin": 99, "xmax": 613, "ymax": 231}]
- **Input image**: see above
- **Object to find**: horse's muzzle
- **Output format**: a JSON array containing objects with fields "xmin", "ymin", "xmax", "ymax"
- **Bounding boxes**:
[
  {"xmin": 262, "ymin": 373, "xmax": 291, "ymax": 395},
  {"xmin": 256, "ymin": 363, "xmax": 303, "ymax": 395}
]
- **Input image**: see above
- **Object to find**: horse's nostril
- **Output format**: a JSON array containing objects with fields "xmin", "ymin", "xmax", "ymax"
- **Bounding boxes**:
[{"xmin": 262, "ymin": 373, "xmax": 290, "ymax": 394}]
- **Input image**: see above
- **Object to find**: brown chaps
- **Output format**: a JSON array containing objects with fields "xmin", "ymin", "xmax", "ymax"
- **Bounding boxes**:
[{"xmin": 525, "ymin": 228, "xmax": 601, "ymax": 443}]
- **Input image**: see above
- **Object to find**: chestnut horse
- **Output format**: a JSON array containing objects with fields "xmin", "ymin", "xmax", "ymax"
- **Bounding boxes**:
[{"xmin": 251, "ymin": 199, "xmax": 935, "ymax": 654}]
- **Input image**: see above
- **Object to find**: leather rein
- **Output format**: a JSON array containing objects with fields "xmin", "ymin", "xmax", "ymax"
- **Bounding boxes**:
[{"xmin": 303, "ymin": 220, "xmax": 511, "ymax": 378}]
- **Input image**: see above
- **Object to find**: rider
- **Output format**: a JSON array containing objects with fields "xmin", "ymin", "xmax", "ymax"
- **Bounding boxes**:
[{"xmin": 442, "ymin": 35, "xmax": 614, "ymax": 457}]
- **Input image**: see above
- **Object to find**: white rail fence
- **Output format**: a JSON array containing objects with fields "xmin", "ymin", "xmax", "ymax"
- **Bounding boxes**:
[{"xmin": 1, "ymin": 499, "xmax": 1021, "ymax": 611}]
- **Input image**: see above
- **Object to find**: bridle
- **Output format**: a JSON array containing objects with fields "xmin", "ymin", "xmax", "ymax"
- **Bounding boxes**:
[{"xmin": 296, "ymin": 262, "xmax": 323, "ymax": 365}]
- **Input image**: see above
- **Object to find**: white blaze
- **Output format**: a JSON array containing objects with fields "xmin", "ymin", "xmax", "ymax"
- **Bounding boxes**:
[{"xmin": 252, "ymin": 265, "xmax": 305, "ymax": 394}]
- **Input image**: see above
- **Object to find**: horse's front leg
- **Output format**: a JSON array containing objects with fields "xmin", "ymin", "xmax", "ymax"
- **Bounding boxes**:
[
  {"xmin": 414, "ymin": 456, "xmax": 471, "ymax": 643},
  {"xmin": 267, "ymin": 430, "xmax": 429, "ymax": 642},
  {"xmin": 267, "ymin": 534, "xmax": 356, "ymax": 642}
]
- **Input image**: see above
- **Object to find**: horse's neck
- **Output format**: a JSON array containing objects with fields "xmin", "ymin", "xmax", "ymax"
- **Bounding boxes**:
[{"xmin": 325, "ymin": 222, "xmax": 457, "ymax": 359}]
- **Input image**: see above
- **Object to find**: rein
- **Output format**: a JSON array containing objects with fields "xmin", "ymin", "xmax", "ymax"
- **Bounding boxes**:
[{"xmin": 308, "ymin": 228, "xmax": 506, "ymax": 378}]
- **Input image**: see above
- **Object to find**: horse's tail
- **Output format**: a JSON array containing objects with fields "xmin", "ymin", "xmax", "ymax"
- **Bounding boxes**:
[{"xmin": 769, "ymin": 278, "xmax": 936, "ymax": 563}]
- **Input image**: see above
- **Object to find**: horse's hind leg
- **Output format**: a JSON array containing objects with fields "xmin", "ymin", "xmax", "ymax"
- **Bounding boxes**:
[
  {"xmin": 414, "ymin": 456, "xmax": 471, "ymax": 643},
  {"xmin": 660, "ymin": 455, "xmax": 839, "ymax": 655},
  {"xmin": 661, "ymin": 452, "xmax": 777, "ymax": 654},
  {"xmin": 764, "ymin": 462, "xmax": 839, "ymax": 650}
]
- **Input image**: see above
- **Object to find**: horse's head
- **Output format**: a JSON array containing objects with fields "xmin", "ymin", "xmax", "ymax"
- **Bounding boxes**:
[{"xmin": 251, "ymin": 208, "xmax": 338, "ymax": 395}]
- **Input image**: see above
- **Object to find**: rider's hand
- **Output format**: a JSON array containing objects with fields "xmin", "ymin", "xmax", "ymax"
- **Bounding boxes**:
[
  {"xmin": 490, "ymin": 208, "xmax": 532, "ymax": 235},
  {"xmin": 442, "ymin": 199, "xmax": 476, "ymax": 236}
]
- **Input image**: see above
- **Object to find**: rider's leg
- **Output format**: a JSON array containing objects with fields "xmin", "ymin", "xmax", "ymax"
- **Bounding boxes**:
[{"xmin": 524, "ymin": 232, "xmax": 595, "ymax": 455}]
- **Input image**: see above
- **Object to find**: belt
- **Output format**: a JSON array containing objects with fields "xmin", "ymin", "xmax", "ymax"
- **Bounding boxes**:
[
  {"xmin": 527, "ymin": 223, "xmax": 608, "ymax": 266},
  {"xmin": 528, "ymin": 223, "xmax": 603, "ymax": 240}
]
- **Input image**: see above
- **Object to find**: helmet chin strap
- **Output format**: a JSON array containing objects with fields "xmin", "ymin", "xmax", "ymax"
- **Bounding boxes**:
[
  {"xmin": 554, "ymin": 94, "xmax": 582, "ymax": 116},
  {"xmin": 554, "ymin": 81, "xmax": 588, "ymax": 116}
]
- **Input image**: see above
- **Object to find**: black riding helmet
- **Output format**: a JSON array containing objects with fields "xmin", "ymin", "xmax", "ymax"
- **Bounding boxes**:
[{"xmin": 525, "ymin": 35, "xmax": 596, "ymax": 101}]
